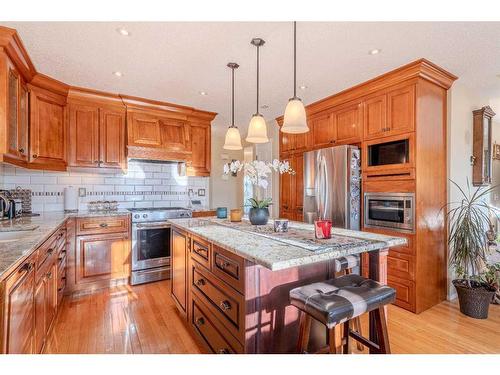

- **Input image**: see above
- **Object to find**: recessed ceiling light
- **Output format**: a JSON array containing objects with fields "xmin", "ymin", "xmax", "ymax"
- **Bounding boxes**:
[
  {"xmin": 369, "ymin": 49, "xmax": 381, "ymax": 55},
  {"xmin": 299, "ymin": 85, "xmax": 308, "ymax": 90},
  {"xmin": 199, "ymin": 91, "xmax": 208, "ymax": 96},
  {"xmin": 116, "ymin": 27, "xmax": 130, "ymax": 36},
  {"xmin": 113, "ymin": 71, "xmax": 123, "ymax": 77}
]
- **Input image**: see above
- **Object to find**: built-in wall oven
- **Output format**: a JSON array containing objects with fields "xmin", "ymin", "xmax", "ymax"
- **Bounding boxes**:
[
  {"xmin": 364, "ymin": 192, "xmax": 415, "ymax": 233},
  {"xmin": 130, "ymin": 207, "xmax": 192, "ymax": 285}
]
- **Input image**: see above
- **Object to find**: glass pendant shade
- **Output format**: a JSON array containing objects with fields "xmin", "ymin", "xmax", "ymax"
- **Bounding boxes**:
[
  {"xmin": 246, "ymin": 114, "xmax": 269, "ymax": 143},
  {"xmin": 223, "ymin": 126, "xmax": 243, "ymax": 150},
  {"xmin": 282, "ymin": 98, "xmax": 308, "ymax": 134}
]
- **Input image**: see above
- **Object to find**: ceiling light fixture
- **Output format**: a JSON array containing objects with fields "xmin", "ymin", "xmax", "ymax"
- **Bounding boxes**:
[
  {"xmin": 369, "ymin": 48, "xmax": 381, "ymax": 55},
  {"xmin": 299, "ymin": 85, "xmax": 308, "ymax": 90},
  {"xmin": 281, "ymin": 22, "xmax": 309, "ymax": 135},
  {"xmin": 223, "ymin": 63, "xmax": 243, "ymax": 151},
  {"xmin": 199, "ymin": 91, "xmax": 208, "ymax": 96},
  {"xmin": 246, "ymin": 38, "xmax": 269, "ymax": 144},
  {"xmin": 113, "ymin": 71, "xmax": 123, "ymax": 77},
  {"xmin": 116, "ymin": 27, "xmax": 130, "ymax": 36}
]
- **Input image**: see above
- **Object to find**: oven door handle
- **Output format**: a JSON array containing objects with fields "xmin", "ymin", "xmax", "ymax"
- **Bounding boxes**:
[{"xmin": 134, "ymin": 224, "xmax": 172, "ymax": 230}]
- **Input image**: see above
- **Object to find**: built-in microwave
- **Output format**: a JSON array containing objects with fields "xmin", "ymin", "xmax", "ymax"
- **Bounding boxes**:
[
  {"xmin": 364, "ymin": 192, "xmax": 415, "ymax": 233},
  {"xmin": 367, "ymin": 138, "xmax": 409, "ymax": 167}
]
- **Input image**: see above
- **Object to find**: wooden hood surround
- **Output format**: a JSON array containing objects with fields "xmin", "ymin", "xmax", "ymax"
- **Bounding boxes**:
[
  {"xmin": 0, "ymin": 26, "xmax": 217, "ymax": 174},
  {"xmin": 276, "ymin": 59, "xmax": 457, "ymax": 314}
]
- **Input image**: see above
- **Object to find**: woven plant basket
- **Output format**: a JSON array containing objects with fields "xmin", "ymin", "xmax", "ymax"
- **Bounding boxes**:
[{"xmin": 453, "ymin": 279, "xmax": 495, "ymax": 319}]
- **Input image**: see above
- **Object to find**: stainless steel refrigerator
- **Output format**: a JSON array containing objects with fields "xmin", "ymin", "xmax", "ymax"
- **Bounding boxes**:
[{"xmin": 302, "ymin": 145, "xmax": 361, "ymax": 230}]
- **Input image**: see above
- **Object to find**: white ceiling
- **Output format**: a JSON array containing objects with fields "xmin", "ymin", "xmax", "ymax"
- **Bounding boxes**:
[{"xmin": 4, "ymin": 22, "xmax": 500, "ymax": 132}]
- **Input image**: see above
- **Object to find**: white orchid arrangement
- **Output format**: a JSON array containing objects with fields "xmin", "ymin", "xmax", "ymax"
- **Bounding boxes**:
[{"xmin": 223, "ymin": 159, "xmax": 295, "ymax": 189}]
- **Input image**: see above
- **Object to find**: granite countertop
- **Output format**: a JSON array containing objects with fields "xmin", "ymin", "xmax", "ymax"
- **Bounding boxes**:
[
  {"xmin": 0, "ymin": 210, "xmax": 130, "ymax": 281},
  {"xmin": 169, "ymin": 218, "xmax": 407, "ymax": 271}
]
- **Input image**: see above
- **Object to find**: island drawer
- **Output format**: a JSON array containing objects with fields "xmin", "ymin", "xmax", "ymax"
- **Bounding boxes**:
[
  {"xmin": 190, "ymin": 235, "xmax": 211, "ymax": 269},
  {"xmin": 36, "ymin": 232, "xmax": 60, "ymax": 282},
  {"xmin": 211, "ymin": 245, "xmax": 245, "ymax": 293},
  {"xmin": 76, "ymin": 215, "xmax": 130, "ymax": 236},
  {"xmin": 191, "ymin": 261, "xmax": 245, "ymax": 342},
  {"xmin": 191, "ymin": 293, "xmax": 243, "ymax": 354}
]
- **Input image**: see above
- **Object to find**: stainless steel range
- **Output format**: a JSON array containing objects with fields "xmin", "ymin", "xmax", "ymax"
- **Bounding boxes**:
[{"xmin": 129, "ymin": 207, "xmax": 192, "ymax": 285}]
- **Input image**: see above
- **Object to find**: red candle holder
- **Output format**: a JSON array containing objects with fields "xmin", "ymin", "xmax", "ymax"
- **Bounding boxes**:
[{"xmin": 314, "ymin": 220, "xmax": 332, "ymax": 239}]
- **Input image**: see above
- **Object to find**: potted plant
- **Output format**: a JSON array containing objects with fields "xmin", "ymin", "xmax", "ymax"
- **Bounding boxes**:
[
  {"xmin": 446, "ymin": 180, "xmax": 498, "ymax": 319},
  {"xmin": 247, "ymin": 197, "xmax": 272, "ymax": 225}
]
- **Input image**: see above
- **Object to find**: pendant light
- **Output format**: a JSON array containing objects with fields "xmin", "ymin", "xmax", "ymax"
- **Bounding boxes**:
[
  {"xmin": 223, "ymin": 62, "xmax": 243, "ymax": 150},
  {"xmin": 281, "ymin": 21, "xmax": 308, "ymax": 134},
  {"xmin": 246, "ymin": 38, "xmax": 269, "ymax": 144}
]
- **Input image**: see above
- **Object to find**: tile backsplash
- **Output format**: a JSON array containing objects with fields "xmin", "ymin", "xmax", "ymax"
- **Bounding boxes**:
[{"xmin": 0, "ymin": 160, "xmax": 209, "ymax": 212}]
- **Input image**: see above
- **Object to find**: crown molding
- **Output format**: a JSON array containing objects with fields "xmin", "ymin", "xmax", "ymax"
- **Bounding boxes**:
[
  {"xmin": 0, "ymin": 26, "xmax": 36, "ymax": 81},
  {"xmin": 276, "ymin": 58, "xmax": 458, "ymax": 123}
]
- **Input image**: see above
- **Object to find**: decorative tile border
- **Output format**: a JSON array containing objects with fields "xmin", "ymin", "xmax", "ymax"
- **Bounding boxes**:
[{"xmin": 31, "ymin": 190, "xmax": 187, "ymax": 196}]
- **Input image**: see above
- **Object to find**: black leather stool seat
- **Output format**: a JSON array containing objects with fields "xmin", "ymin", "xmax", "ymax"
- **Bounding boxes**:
[{"xmin": 290, "ymin": 274, "xmax": 396, "ymax": 328}]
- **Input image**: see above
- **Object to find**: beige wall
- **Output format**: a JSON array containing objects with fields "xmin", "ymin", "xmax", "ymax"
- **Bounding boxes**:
[{"xmin": 209, "ymin": 126, "xmax": 244, "ymax": 210}]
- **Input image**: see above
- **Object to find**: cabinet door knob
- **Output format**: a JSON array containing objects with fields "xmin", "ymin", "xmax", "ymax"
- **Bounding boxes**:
[
  {"xmin": 218, "ymin": 348, "xmax": 230, "ymax": 354},
  {"xmin": 195, "ymin": 317, "xmax": 205, "ymax": 326},
  {"xmin": 47, "ymin": 271, "xmax": 52, "ymax": 279},
  {"xmin": 196, "ymin": 278, "xmax": 206, "ymax": 287},
  {"xmin": 32, "ymin": 154, "xmax": 38, "ymax": 158},
  {"xmin": 99, "ymin": 223, "xmax": 108, "ymax": 228},
  {"xmin": 18, "ymin": 148, "xmax": 24, "ymax": 153},
  {"xmin": 219, "ymin": 300, "xmax": 231, "ymax": 311}
]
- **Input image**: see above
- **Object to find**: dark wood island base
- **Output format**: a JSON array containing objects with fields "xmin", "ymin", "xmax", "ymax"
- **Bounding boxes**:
[{"xmin": 170, "ymin": 225, "xmax": 389, "ymax": 354}]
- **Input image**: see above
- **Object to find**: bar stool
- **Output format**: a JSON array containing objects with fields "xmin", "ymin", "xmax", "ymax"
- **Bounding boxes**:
[
  {"xmin": 332, "ymin": 255, "xmax": 364, "ymax": 351},
  {"xmin": 290, "ymin": 273, "xmax": 396, "ymax": 354}
]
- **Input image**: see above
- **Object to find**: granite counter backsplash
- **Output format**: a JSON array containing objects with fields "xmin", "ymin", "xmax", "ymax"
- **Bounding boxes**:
[
  {"xmin": 0, "ymin": 210, "xmax": 130, "ymax": 281},
  {"xmin": 168, "ymin": 218, "xmax": 407, "ymax": 271}
]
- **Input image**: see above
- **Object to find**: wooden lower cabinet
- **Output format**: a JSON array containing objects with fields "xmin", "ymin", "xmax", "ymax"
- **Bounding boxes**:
[
  {"xmin": 1, "ymin": 223, "xmax": 68, "ymax": 354},
  {"xmin": 171, "ymin": 228, "xmax": 189, "ymax": 317},
  {"xmin": 75, "ymin": 233, "xmax": 130, "ymax": 285},
  {"xmin": 1, "ymin": 255, "xmax": 36, "ymax": 354}
]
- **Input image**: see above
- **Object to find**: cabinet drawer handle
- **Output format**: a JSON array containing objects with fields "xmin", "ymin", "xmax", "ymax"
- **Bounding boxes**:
[
  {"xmin": 99, "ymin": 223, "xmax": 108, "ymax": 228},
  {"xmin": 58, "ymin": 287, "xmax": 64, "ymax": 292},
  {"xmin": 194, "ymin": 247, "xmax": 207, "ymax": 256},
  {"xmin": 47, "ymin": 271, "xmax": 52, "ymax": 279},
  {"xmin": 18, "ymin": 148, "xmax": 24, "ymax": 153},
  {"xmin": 19, "ymin": 262, "xmax": 33, "ymax": 273},
  {"xmin": 218, "ymin": 348, "xmax": 230, "ymax": 354},
  {"xmin": 195, "ymin": 317, "xmax": 205, "ymax": 326},
  {"xmin": 220, "ymin": 300, "xmax": 231, "ymax": 311},
  {"xmin": 219, "ymin": 261, "xmax": 230, "ymax": 269},
  {"xmin": 47, "ymin": 248, "xmax": 54, "ymax": 255},
  {"xmin": 196, "ymin": 278, "xmax": 206, "ymax": 287},
  {"xmin": 32, "ymin": 154, "xmax": 38, "ymax": 158}
]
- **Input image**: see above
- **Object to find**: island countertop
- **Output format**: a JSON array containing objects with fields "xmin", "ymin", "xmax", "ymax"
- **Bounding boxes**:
[{"xmin": 168, "ymin": 218, "xmax": 407, "ymax": 271}]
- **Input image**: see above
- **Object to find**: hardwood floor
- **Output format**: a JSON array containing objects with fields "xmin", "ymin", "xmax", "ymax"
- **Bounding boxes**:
[
  {"xmin": 44, "ymin": 281, "xmax": 202, "ymax": 354},
  {"xmin": 44, "ymin": 280, "xmax": 500, "ymax": 354}
]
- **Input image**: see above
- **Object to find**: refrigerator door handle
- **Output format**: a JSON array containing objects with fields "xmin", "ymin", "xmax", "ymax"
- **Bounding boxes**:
[{"xmin": 315, "ymin": 156, "xmax": 328, "ymax": 220}]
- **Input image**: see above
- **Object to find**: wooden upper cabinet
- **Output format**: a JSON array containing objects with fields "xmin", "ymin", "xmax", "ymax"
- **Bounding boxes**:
[
  {"xmin": 99, "ymin": 108, "xmax": 126, "ymax": 169},
  {"xmin": 363, "ymin": 93, "xmax": 387, "ymax": 140},
  {"xmin": 188, "ymin": 122, "xmax": 211, "ymax": 176},
  {"xmin": 29, "ymin": 85, "xmax": 67, "ymax": 171},
  {"xmin": 387, "ymin": 85, "xmax": 415, "ymax": 135},
  {"xmin": 280, "ymin": 132, "xmax": 294, "ymax": 154},
  {"xmin": 68, "ymin": 101, "xmax": 126, "ymax": 170},
  {"xmin": 68, "ymin": 103, "xmax": 99, "ymax": 168},
  {"xmin": 4, "ymin": 64, "xmax": 29, "ymax": 164},
  {"xmin": 159, "ymin": 117, "xmax": 190, "ymax": 153},
  {"xmin": 128, "ymin": 111, "xmax": 162, "ymax": 147},
  {"xmin": 333, "ymin": 101, "xmax": 363, "ymax": 144},
  {"xmin": 311, "ymin": 112, "xmax": 335, "ymax": 147}
]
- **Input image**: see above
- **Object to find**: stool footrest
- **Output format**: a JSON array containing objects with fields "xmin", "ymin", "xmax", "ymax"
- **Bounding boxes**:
[{"xmin": 349, "ymin": 330, "xmax": 381, "ymax": 353}]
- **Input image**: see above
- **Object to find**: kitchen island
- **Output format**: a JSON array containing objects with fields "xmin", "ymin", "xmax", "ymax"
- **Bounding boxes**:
[{"xmin": 168, "ymin": 218, "xmax": 406, "ymax": 354}]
